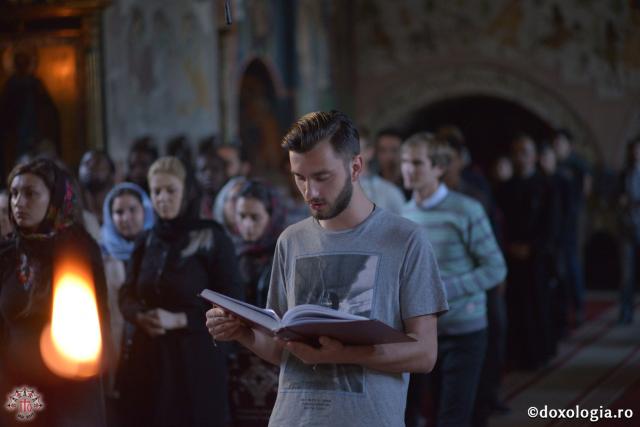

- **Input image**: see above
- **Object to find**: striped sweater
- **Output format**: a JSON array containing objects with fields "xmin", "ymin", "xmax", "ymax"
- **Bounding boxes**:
[{"xmin": 402, "ymin": 186, "xmax": 507, "ymax": 335}]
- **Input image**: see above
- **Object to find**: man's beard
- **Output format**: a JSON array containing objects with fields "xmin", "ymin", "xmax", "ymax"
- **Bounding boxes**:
[{"xmin": 311, "ymin": 175, "xmax": 353, "ymax": 220}]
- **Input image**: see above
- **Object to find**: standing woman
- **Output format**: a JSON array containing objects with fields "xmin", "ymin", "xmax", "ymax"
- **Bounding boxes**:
[
  {"xmin": 0, "ymin": 158, "xmax": 109, "ymax": 427},
  {"xmin": 100, "ymin": 182, "xmax": 154, "ymax": 395},
  {"xmin": 228, "ymin": 180, "xmax": 285, "ymax": 426},
  {"xmin": 234, "ymin": 180, "xmax": 286, "ymax": 306},
  {"xmin": 118, "ymin": 157, "xmax": 240, "ymax": 427}
]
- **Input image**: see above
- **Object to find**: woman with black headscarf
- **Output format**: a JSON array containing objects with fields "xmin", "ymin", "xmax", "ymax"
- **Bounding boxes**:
[
  {"xmin": 0, "ymin": 158, "xmax": 109, "ymax": 427},
  {"xmin": 118, "ymin": 156, "xmax": 240, "ymax": 427}
]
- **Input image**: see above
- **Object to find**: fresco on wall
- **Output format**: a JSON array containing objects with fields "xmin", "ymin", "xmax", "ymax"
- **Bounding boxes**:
[
  {"xmin": 0, "ymin": 41, "xmax": 82, "ymax": 173},
  {"xmin": 356, "ymin": 0, "xmax": 640, "ymax": 98},
  {"xmin": 104, "ymin": 0, "xmax": 219, "ymax": 161},
  {"xmin": 238, "ymin": 59, "xmax": 283, "ymax": 177}
]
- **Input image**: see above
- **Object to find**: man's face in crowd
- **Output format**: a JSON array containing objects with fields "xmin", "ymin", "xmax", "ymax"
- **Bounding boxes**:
[
  {"xmin": 195, "ymin": 153, "xmax": 225, "ymax": 195},
  {"xmin": 359, "ymin": 138, "xmax": 375, "ymax": 165},
  {"xmin": 553, "ymin": 135, "xmax": 571, "ymax": 161},
  {"xmin": 401, "ymin": 144, "xmax": 444, "ymax": 194},
  {"xmin": 539, "ymin": 147, "xmax": 557, "ymax": 175},
  {"xmin": 289, "ymin": 140, "xmax": 354, "ymax": 221},
  {"xmin": 512, "ymin": 138, "xmax": 537, "ymax": 175},
  {"xmin": 79, "ymin": 151, "xmax": 112, "ymax": 191},
  {"xmin": 217, "ymin": 146, "xmax": 242, "ymax": 179},
  {"xmin": 128, "ymin": 151, "xmax": 155, "ymax": 187},
  {"xmin": 376, "ymin": 135, "xmax": 402, "ymax": 171}
]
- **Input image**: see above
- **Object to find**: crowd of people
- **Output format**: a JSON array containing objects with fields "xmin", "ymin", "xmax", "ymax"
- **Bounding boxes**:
[{"xmin": 0, "ymin": 110, "xmax": 637, "ymax": 427}]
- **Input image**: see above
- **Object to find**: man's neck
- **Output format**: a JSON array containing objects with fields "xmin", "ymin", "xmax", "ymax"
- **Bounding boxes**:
[
  {"xmin": 413, "ymin": 182, "xmax": 440, "ymax": 205},
  {"xmin": 319, "ymin": 185, "xmax": 374, "ymax": 231}
]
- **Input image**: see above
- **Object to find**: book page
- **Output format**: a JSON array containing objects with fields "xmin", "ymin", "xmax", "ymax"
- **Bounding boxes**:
[{"xmin": 282, "ymin": 304, "xmax": 368, "ymax": 325}]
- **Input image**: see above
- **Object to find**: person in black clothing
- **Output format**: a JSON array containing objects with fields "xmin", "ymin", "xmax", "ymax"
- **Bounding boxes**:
[
  {"xmin": 0, "ymin": 158, "xmax": 109, "ymax": 427},
  {"xmin": 553, "ymin": 129, "xmax": 591, "ymax": 325},
  {"xmin": 539, "ymin": 142, "xmax": 573, "ymax": 339},
  {"xmin": 125, "ymin": 136, "xmax": 158, "ymax": 195},
  {"xmin": 228, "ymin": 180, "xmax": 286, "ymax": 426},
  {"xmin": 496, "ymin": 136, "xmax": 560, "ymax": 370},
  {"xmin": 118, "ymin": 156, "xmax": 240, "ymax": 427}
]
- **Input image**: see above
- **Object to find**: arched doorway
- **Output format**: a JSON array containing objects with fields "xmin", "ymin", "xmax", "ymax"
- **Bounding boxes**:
[
  {"xmin": 238, "ymin": 59, "xmax": 284, "ymax": 178},
  {"xmin": 402, "ymin": 95, "xmax": 554, "ymax": 171}
]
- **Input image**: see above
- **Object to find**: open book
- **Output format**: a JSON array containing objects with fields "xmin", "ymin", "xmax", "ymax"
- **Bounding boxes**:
[{"xmin": 200, "ymin": 289, "xmax": 415, "ymax": 346}]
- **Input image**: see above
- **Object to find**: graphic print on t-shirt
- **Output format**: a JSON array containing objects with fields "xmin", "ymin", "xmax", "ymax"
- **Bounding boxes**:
[{"xmin": 281, "ymin": 253, "xmax": 379, "ymax": 393}]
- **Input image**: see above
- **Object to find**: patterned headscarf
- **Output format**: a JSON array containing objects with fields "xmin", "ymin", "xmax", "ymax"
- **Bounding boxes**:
[
  {"xmin": 7, "ymin": 159, "xmax": 79, "ymax": 240},
  {"xmin": 5, "ymin": 158, "xmax": 81, "ymax": 305}
]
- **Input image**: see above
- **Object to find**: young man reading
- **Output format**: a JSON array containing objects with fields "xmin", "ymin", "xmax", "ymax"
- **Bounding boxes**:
[{"xmin": 207, "ymin": 111, "xmax": 448, "ymax": 427}]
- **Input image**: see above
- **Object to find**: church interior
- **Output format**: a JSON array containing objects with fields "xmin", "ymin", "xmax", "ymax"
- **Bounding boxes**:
[{"xmin": 1, "ymin": 0, "xmax": 639, "ymax": 426}]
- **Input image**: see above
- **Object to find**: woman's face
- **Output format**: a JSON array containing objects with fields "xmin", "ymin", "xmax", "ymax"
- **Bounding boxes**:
[
  {"xmin": 149, "ymin": 173, "xmax": 184, "ymax": 220},
  {"xmin": 111, "ymin": 194, "xmax": 145, "ymax": 239},
  {"xmin": 0, "ymin": 193, "xmax": 13, "ymax": 237},
  {"xmin": 235, "ymin": 196, "xmax": 271, "ymax": 242},
  {"xmin": 10, "ymin": 173, "xmax": 51, "ymax": 232}
]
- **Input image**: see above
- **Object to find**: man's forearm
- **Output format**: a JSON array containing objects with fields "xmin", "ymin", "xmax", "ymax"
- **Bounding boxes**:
[
  {"xmin": 284, "ymin": 315, "xmax": 439, "ymax": 374},
  {"xmin": 237, "ymin": 327, "xmax": 284, "ymax": 366},
  {"xmin": 341, "ymin": 334, "xmax": 436, "ymax": 374}
]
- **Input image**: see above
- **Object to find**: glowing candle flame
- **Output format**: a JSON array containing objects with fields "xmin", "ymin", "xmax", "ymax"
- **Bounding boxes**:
[{"xmin": 40, "ymin": 262, "xmax": 102, "ymax": 379}]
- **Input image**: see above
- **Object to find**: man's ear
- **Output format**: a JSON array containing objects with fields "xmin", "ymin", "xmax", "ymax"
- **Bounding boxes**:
[
  {"xmin": 435, "ymin": 163, "xmax": 447, "ymax": 181},
  {"xmin": 351, "ymin": 155, "xmax": 363, "ymax": 181}
]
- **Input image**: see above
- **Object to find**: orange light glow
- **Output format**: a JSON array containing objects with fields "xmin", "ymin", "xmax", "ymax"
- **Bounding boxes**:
[{"xmin": 40, "ymin": 261, "xmax": 102, "ymax": 379}]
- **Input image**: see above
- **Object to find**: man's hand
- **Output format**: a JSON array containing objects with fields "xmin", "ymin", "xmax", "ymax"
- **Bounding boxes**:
[
  {"xmin": 284, "ymin": 336, "xmax": 373, "ymax": 365},
  {"xmin": 205, "ymin": 307, "xmax": 252, "ymax": 342}
]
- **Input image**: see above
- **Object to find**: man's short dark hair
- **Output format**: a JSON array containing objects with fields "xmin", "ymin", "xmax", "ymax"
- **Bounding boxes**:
[
  {"xmin": 375, "ymin": 128, "xmax": 403, "ymax": 143},
  {"xmin": 129, "ymin": 136, "xmax": 159, "ymax": 160},
  {"xmin": 281, "ymin": 110, "xmax": 360, "ymax": 160},
  {"xmin": 218, "ymin": 142, "xmax": 250, "ymax": 163}
]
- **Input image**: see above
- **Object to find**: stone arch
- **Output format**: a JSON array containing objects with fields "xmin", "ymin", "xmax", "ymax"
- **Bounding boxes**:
[{"xmin": 360, "ymin": 65, "xmax": 600, "ymax": 163}]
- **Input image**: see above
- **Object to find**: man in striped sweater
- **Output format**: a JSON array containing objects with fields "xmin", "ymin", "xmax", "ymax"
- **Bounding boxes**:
[{"xmin": 400, "ymin": 132, "xmax": 507, "ymax": 427}]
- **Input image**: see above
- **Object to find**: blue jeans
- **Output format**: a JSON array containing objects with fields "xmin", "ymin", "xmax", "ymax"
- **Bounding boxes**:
[{"xmin": 406, "ymin": 329, "xmax": 488, "ymax": 427}]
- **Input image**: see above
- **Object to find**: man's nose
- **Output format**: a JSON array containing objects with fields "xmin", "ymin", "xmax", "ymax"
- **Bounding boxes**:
[{"xmin": 304, "ymin": 181, "xmax": 319, "ymax": 199}]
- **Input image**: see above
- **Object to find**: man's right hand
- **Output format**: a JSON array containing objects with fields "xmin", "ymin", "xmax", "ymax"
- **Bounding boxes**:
[{"xmin": 205, "ymin": 307, "xmax": 252, "ymax": 342}]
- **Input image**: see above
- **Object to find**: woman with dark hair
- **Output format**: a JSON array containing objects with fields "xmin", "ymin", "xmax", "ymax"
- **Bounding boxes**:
[
  {"xmin": 0, "ymin": 158, "xmax": 109, "ymax": 427},
  {"xmin": 228, "ymin": 180, "xmax": 285, "ymax": 426},
  {"xmin": 100, "ymin": 183, "xmax": 154, "ymax": 396},
  {"xmin": 118, "ymin": 156, "xmax": 240, "ymax": 427},
  {"xmin": 234, "ymin": 180, "xmax": 286, "ymax": 306}
]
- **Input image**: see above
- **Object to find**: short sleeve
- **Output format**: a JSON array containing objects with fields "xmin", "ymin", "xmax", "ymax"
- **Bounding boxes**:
[
  {"xmin": 266, "ymin": 237, "xmax": 288, "ymax": 317},
  {"xmin": 399, "ymin": 229, "xmax": 449, "ymax": 320}
]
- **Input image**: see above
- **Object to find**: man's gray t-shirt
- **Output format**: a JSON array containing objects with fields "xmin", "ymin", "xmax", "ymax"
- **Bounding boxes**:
[{"xmin": 266, "ymin": 207, "xmax": 448, "ymax": 427}]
